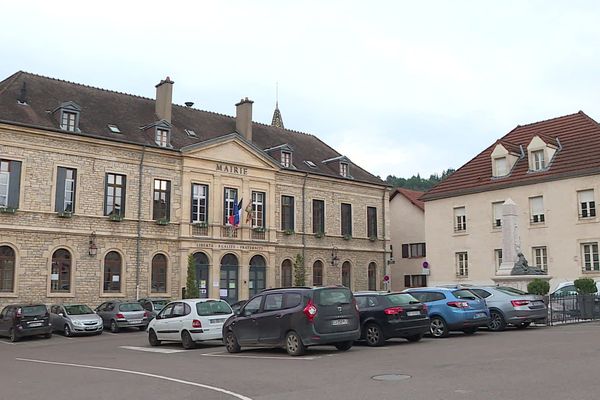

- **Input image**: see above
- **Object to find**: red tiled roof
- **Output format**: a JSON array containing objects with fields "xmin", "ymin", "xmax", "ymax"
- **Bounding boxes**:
[
  {"xmin": 422, "ymin": 111, "xmax": 600, "ymax": 201},
  {"xmin": 390, "ymin": 188, "xmax": 425, "ymax": 211}
]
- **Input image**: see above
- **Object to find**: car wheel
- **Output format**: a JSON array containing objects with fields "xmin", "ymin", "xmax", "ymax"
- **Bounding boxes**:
[
  {"xmin": 110, "ymin": 320, "xmax": 119, "ymax": 333},
  {"xmin": 224, "ymin": 331, "xmax": 241, "ymax": 353},
  {"xmin": 9, "ymin": 328, "xmax": 19, "ymax": 343},
  {"xmin": 463, "ymin": 327, "xmax": 477, "ymax": 335},
  {"xmin": 488, "ymin": 311, "xmax": 507, "ymax": 332},
  {"xmin": 181, "ymin": 330, "xmax": 196, "ymax": 349},
  {"xmin": 364, "ymin": 323, "xmax": 385, "ymax": 347},
  {"xmin": 44, "ymin": 332, "xmax": 52, "ymax": 339},
  {"xmin": 148, "ymin": 329, "xmax": 161, "ymax": 346},
  {"xmin": 138, "ymin": 326, "xmax": 146, "ymax": 332},
  {"xmin": 64, "ymin": 324, "xmax": 72, "ymax": 337},
  {"xmin": 334, "ymin": 341, "xmax": 353, "ymax": 351},
  {"xmin": 406, "ymin": 333, "xmax": 423, "ymax": 342},
  {"xmin": 430, "ymin": 317, "xmax": 449, "ymax": 338},
  {"xmin": 515, "ymin": 322, "xmax": 531, "ymax": 329},
  {"xmin": 285, "ymin": 331, "xmax": 306, "ymax": 356}
]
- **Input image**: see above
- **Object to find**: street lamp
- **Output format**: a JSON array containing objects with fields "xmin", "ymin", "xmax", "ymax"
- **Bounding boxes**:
[
  {"xmin": 330, "ymin": 246, "xmax": 339, "ymax": 267},
  {"xmin": 88, "ymin": 231, "xmax": 98, "ymax": 256}
]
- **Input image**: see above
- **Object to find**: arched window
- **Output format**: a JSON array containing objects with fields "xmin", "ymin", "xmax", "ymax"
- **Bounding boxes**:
[
  {"xmin": 51, "ymin": 249, "xmax": 71, "ymax": 293},
  {"xmin": 151, "ymin": 254, "xmax": 167, "ymax": 293},
  {"xmin": 281, "ymin": 259, "xmax": 292, "ymax": 287},
  {"xmin": 342, "ymin": 261, "xmax": 351, "ymax": 289},
  {"xmin": 103, "ymin": 251, "xmax": 122, "ymax": 293},
  {"xmin": 0, "ymin": 246, "xmax": 15, "ymax": 292},
  {"xmin": 249, "ymin": 255, "xmax": 266, "ymax": 296},
  {"xmin": 368, "ymin": 262, "xmax": 377, "ymax": 290},
  {"xmin": 220, "ymin": 253, "xmax": 239, "ymax": 304},
  {"xmin": 193, "ymin": 252, "xmax": 210, "ymax": 298},
  {"xmin": 313, "ymin": 260, "xmax": 323, "ymax": 286}
]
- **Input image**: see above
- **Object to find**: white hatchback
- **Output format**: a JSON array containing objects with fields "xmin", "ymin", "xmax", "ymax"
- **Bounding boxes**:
[{"xmin": 147, "ymin": 299, "xmax": 233, "ymax": 349}]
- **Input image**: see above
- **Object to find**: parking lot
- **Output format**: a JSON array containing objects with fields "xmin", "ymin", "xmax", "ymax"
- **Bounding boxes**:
[{"xmin": 2, "ymin": 322, "xmax": 600, "ymax": 400}]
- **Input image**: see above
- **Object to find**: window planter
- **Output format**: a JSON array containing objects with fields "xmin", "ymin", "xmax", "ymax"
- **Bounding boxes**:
[
  {"xmin": 57, "ymin": 211, "xmax": 73, "ymax": 218},
  {"xmin": 284, "ymin": 229, "xmax": 295, "ymax": 235},
  {"xmin": 315, "ymin": 231, "xmax": 325, "ymax": 239},
  {"xmin": 109, "ymin": 214, "xmax": 123, "ymax": 222},
  {"xmin": 155, "ymin": 218, "xmax": 169, "ymax": 226},
  {"xmin": 193, "ymin": 222, "xmax": 208, "ymax": 228},
  {"xmin": 343, "ymin": 234, "xmax": 352, "ymax": 241},
  {"xmin": 369, "ymin": 236, "xmax": 377, "ymax": 242},
  {"xmin": 0, "ymin": 207, "xmax": 17, "ymax": 214},
  {"xmin": 253, "ymin": 227, "xmax": 266, "ymax": 233}
]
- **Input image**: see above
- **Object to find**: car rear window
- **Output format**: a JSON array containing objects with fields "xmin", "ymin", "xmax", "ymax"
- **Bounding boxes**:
[
  {"xmin": 196, "ymin": 300, "xmax": 232, "ymax": 316},
  {"xmin": 452, "ymin": 290, "xmax": 478, "ymax": 300},
  {"xmin": 119, "ymin": 303, "xmax": 144, "ymax": 312},
  {"xmin": 496, "ymin": 287, "xmax": 527, "ymax": 296},
  {"xmin": 471, "ymin": 289, "xmax": 492, "ymax": 298},
  {"xmin": 152, "ymin": 300, "xmax": 168, "ymax": 310},
  {"xmin": 22, "ymin": 305, "xmax": 47, "ymax": 316},
  {"xmin": 386, "ymin": 293, "xmax": 419, "ymax": 305},
  {"xmin": 408, "ymin": 292, "xmax": 446, "ymax": 302},
  {"xmin": 64, "ymin": 305, "xmax": 93, "ymax": 315},
  {"xmin": 315, "ymin": 288, "xmax": 351, "ymax": 306}
]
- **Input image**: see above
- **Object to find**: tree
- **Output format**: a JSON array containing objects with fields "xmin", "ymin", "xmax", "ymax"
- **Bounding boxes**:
[
  {"xmin": 185, "ymin": 254, "xmax": 199, "ymax": 299},
  {"xmin": 386, "ymin": 168, "xmax": 456, "ymax": 191},
  {"xmin": 293, "ymin": 254, "xmax": 305, "ymax": 286}
]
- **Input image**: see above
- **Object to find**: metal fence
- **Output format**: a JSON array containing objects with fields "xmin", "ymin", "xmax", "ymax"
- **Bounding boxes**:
[{"xmin": 547, "ymin": 294, "xmax": 600, "ymax": 325}]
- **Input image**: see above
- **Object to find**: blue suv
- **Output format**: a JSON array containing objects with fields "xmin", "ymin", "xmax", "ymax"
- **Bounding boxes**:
[{"xmin": 403, "ymin": 287, "xmax": 490, "ymax": 338}]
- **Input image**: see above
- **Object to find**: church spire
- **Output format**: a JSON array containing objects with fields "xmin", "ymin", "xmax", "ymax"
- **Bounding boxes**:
[{"xmin": 271, "ymin": 82, "xmax": 284, "ymax": 129}]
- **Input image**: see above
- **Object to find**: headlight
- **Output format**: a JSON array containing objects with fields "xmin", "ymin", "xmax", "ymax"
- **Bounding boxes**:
[{"xmin": 72, "ymin": 320, "xmax": 83, "ymax": 326}]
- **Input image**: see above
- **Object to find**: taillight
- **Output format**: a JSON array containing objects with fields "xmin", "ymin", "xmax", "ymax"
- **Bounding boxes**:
[
  {"xmin": 15, "ymin": 308, "xmax": 22, "ymax": 318},
  {"xmin": 511, "ymin": 300, "xmax": 530, "ymax": 307},
  {"xmin": 384, "ymin": 306, "xmax": 404, "ymax": 315},
  {"xmin": 115, "ymin": 313, "xmax": 125, "ymax": 319},
  {"xmin": 303, "ymin": 299, "xmax": 318, "ymax": 323},
  {"xmin": 143, "ymin": 311, "xmax": 149, "ymax": 318},
  {"xmin": 192, "ymin": 319, "xmax": 202, "ymax": 328},
  {"xmin": 447, "ymin": 301, "xmax": 469, "ymax": 308}
]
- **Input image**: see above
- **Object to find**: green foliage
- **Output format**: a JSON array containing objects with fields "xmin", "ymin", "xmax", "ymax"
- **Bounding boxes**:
[
  {"xmin": 574, "ymin": 278, "xmax": 597, "ymax": 294},
  {"xmin": 385, "ymin": 169, "xmax": 456, "ymax": 191},
  {"xmin": 293, "ymin": 254, "xmax": 305, "ymax": 286},
  {"xmin": 185, "ymin": 254, "xmax": 199, "ymax": 299},
  {"xmin": 527, "ymin": 279, "xmax": 550, "ymax": 295}
]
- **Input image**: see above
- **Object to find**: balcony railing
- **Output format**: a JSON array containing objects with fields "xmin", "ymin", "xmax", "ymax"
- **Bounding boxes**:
[
  {"xmin": 251, "ymin": 228, "xmax": 267, "ymax": 240},
  {"xmin": 221, "ymin": 225, "xmax": 239, "ymax": 238},
  {"xmin": 192, "ymin": 223, "xmax": 209, "ymax": 236}
]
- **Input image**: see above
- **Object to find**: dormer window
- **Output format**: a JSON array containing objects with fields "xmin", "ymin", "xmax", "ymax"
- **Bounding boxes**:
[
  {"xmin": 491, "ymin": 141, "xmax": 522, "ymax": 178},
  {"xmin": 61, "ymin": 112, "xmax": 77, "ymax": 131},
  {"xmin": 143, "ymin": 120, "xmax": 172, "ymax": 148},
  {"xmin": 53, "ymin": 101, "xmax": 81, "ymax": 133},
  {"xmin": 532, "ymin": 150, "xmax": 545, "ymax": 171},
  {"xmin": 494, "ymin": 157, "xmax": 508, "ymax": 177},
  {"xmin": 281, "ymin": 151, "xmax": 292, "ymax": 168},
  {"xmin": 340, "ymin": 162, "xmax": 349, "ymax": 177},
  {"xmin": 527, "ymin": 134, "xmax": 560, "ymax": 172},
  {"xmin": 156, "ymin": 128, "xmax": 169, "ymax": 147}
]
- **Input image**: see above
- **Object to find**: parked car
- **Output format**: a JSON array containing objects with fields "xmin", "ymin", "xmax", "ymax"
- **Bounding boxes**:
[
  {"xmin": 95, "ymin": 300, "xmax": 149, "ymax": 333},
  {"xmin": 551, "ymin": 280, "xmax": 600, "ymax": 297},
  {"xmin": 0, "ymin": 304, "xmax": 52, "ymax": 342},
  {"xmin": 468, "ymin": 286, "xmax": 547, "ymax": 331},
  {"xmin": 223, "ymin": 286, "xmax": 360, "ymax": 356},
  {"xmin": 139, "ymin": 298, "xmax": 169, "ymax": 321},
  {"xmin": 354, "ymin": 291, "xmax": 430, "ymax": 346},
  {"xmin": 403, "ymin": 287, "xmax": 490, "ymax": 338},
  {"xmin": 148, "ymin": 299, "xmax": 233, "ymax": 349},
  {"xmin": 230, "ymin": 300, "xmax": 248, "ymax": 314},
  {"xmin": 50, "ymin": 304, "xmax": 103, "ymax": 336}
]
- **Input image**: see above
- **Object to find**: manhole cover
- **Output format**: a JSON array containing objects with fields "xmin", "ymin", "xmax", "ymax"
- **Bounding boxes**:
[{"xmin": 371, "ymin": 374, "xmax": 411, "ymax": 381}]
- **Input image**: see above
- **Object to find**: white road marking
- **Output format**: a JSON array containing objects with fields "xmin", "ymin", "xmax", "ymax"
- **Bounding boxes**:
[
  {"xmin": 0, "ymin": 340, "xmax": 16, "ymax": 345},
  {"xmin": 16, "ymin": 358, "xmax": 253, "ymax": 400},
  {"xmin": 120, "ymin": 346, "xmax": 186, "ymax": 354},
  {"xmin": 202, "ymin": 352, "xmax": 319, "ymax": 360}
]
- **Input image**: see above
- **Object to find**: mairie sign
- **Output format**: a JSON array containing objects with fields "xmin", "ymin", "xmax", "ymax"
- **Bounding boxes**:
[{"xmin": 216, "ymin": 163, "xmax": 248, "ymax": 175}]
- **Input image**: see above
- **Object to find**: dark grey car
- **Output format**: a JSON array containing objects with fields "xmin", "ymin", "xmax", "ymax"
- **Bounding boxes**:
[
  {"xmin": 95, "ymin": 300, "xmax": 148, "ymax": 333},
  {"xmin": 139, "ymin": 298, "xmax": 169, "ymax": 321},
  {"xmin": 50, "ymin": 304, "xmax": 103, "ymax": 336}
]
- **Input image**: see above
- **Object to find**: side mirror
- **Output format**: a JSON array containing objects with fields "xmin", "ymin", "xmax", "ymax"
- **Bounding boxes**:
[
  {"xmin": 155, "ymin": 314, "xmax": 162, "ymax": 320},
  {"xmin": 233, "ymin": 309, "xmax": 241, "ymax": 316}
]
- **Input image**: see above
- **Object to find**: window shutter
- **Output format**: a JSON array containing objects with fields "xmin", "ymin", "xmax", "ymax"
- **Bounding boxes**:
[
  {"xmin": 402, "ymin": 244, "xmax": 409, "ymax": 258},
  {"xmin": 290, "ymin": 197, "xmax": 295, "ymax": 230},
  {"xmin": 7, "ymin": 161, "xmax": 21, "ymax": 208},
  {"xmin": 55, "ymin": 167, "xmax": 66, "ymax": 212},
  {"xmin": 262, "ymin": 192, "xmax": 266, "ymax": 227},
  {"xmin": 205, "ymin": 185, "xmax": 209, "ymax": 223},
  {"xmin": 71, "ymin": 169, "xmax": 77, "ymax": 212},
  {"xmin": 423, "ymin": 244, "xmax": 426, "ymax": 257},
  {"xmin": 579, "ymin": 190, "xmax": 594, "ymax": 203},
  {"xmin": 166, "ymin": 181, "xmax": 171, "ymax": 220},
  {"xmin": 190, "ymin": 184, "xmax": 195, "ymax": 223},
  {"xmin": 121, "ymin": 176, "xmax": 127, "ymax": 216},
  {"xmin": 103, "ymin": 174, "xmax": 109, "ymax": 216},
  {"xmin": 530, "ymin": 197, "xmax": 543, "ymax": 215}
]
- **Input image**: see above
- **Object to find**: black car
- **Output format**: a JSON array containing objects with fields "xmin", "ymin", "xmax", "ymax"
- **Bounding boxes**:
[
  {"xmin": 0, "ymin": 304, "xmax": 53, "ymax": 342},
  {"xmin": 230, "ymin": 300, "xmax": 248, "ymax": 314},
  {"xmin": 222, "ymin": 286, "xmax": 360, "ymax": 356},
  {"xmin": 354, "ymin": 291, "xmax": 430, "ymax": 346}
]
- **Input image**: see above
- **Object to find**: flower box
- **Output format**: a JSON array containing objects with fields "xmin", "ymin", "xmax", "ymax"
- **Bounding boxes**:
[
  {"xmin": 109, "ymin": 214, "xmax": 123, "ymax": 222},
  {"xmin": 0, "ymin": 207, "xmax": 17, "ymax": 214},
  {"xmin": 155, "ymin": 218, "xmax": 170, "ymax": 226},
  {"xmin": 57, "ymin": 211, "xmax": 73, "ymax": 218},
  {"xmin": 343, "ymin": 234, "xmax": 352, "ymax": 241},
  {"xmin": 284, "ymin": 229, "xmax": 295, "ymax": 235}
]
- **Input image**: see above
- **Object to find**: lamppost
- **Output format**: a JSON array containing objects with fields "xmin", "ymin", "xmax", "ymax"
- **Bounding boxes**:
[
  {"xmin": 88, "ymin": 231, "xmax": 98, "ymax": 256},
  {"xmin": 330, "ymin": 246, "xmax": 339, "ymax": 267}
]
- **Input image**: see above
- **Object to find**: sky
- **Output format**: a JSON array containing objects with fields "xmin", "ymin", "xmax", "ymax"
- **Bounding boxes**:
[{"xmin": 2, "ymin": 1, "xmax": 600, "ymax": 179}]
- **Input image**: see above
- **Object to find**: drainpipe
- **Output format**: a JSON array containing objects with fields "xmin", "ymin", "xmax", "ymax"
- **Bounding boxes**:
[
  {"xmin": 382, "ymin": 188, "xmax": 388, "ymax": 291},
  {"xmin": 302, "ymin": 173, "xmax": 308, "ymax": 280},
  {"xmin": 136, "ymin": 146, "xmax": 147, "ymax": 300}
]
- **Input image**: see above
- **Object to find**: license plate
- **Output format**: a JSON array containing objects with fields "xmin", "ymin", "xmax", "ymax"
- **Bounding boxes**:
[
  {"xmin": 407, "ymin": 311, "xmax": 421, "ymax": 317},
  {"xmin": 332, "ymin": 319, "xmax": 349, "ymax": 326},
  {"xmin": 129, "ymin": 319, "xmax": 142, "ymax": 324},
  {"xmin": 29, "ymin": 322, "xmax": 43, "ymax": 327},
  {"xmin": 210, "ymin": 318, "xmax": 226, "ymax": 324},
  {"xmin": 474, "ymin": 312, "xmax": 487, "ymax": 319}
]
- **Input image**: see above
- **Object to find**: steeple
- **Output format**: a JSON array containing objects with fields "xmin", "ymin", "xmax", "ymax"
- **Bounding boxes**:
[{"xmin": 271, "ymin": 82, "xmax": 284, "ymax": 129}]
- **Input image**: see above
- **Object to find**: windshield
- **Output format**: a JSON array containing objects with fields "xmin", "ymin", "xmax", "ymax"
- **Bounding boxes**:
[
  {"xmin": 386, "ymin": 293, "xmax": 420, "ymax": 305},
  {"xmin": 196, "ymin": 300, "xmax": 232, "ymax": 316},
  {"xmin": 64, "ymin": 305, "xmax": 94, "ymax": 315},
  {"xmin": 119, "ymin": 303, "xmax": 144, "ymax": 312},
  {"xmin": 496, "ymin": 287, "xmax": 527, "ymax": 296},
  {"xmin": 152, "ymin": 300, "xmax": 168, "ymax": 311},
  {"xmin": 22, "ymin": 305, "xmax": 47, "ymax": 316},
  {"xmin": 316, "ymin": 288, "xmax": 351, "ymax": 306}
]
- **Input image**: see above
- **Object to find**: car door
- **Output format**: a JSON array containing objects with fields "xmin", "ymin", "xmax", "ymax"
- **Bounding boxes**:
[
  {"xmin": 166, "ymin": 302, "xmax": 188, "ymax": 340},
  {"xmin": 95, "ymin": 302, "xmax": 107, "ymax": 324},
  {"xmin": 233, "ymin": 295, "xmax": 263, "ymax": 345},
  {"xmin": 153, "ymin": 303, "xmax": 175, "ymax": 341},
  {"xmin": 257, "ymin": 293, "xmax": 285, "ymax": 344},
  {"xmin": 50, "ymin": 306, "xmax": 61, "ymax": 332},
  {"xmin": 0, "ymin": 307, "xmax": 9, "ymax": 335}
]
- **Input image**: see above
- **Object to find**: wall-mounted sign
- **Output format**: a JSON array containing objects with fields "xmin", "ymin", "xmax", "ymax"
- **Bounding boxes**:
[
  {"xmin": 216, "ymin": 163, "xmax": 248, "ymax": 175},
  {"xmin": 51, "ymin": 273, "xmax": 59, "ymax": 281}
]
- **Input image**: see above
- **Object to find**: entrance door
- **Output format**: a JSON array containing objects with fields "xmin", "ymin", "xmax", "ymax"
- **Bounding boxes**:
[
  {"xmin": 220, "ymin": 254, "xmax": 239, "ymax": 304},
  {"xmin": 194, "ymin": 252, "xmax": 210, "ymax": 298},
  {"xmin": 249, "ymin": 255, "xmax": 266, "ymax": 297}
]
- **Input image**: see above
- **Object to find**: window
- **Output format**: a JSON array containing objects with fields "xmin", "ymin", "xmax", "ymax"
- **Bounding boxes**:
[
  {"xmin": 107, "ymin": 124, "xmax": 121, "ymax": 133},
  {"xmin": 492, "ymin": 202, "xmax": 503, "ymax": 228},
  {"xmin": 55, "ymin": 167, "xmax": 77, "ymax": 213},
  {"xmin": 494, "ymin": 157, "xmax": 508, "ymax": 177},
  {"xmin": 264, "ymin": 294, "xmax": 284, "ymax": 311},
  {"xmin": 191, "ymin": 184, "xmax": 208, "ymax": 223},
  {"xmin": 51, "ymin": 249, "xmax": 71, "ymax": 293},
  {"xmin": 281, "ymin": 195, "xmax": 294, "ymax": 231},
  {"xmin": 61, "ymin": 111, "xmax": 77, "ymax": 132},
  {"xmin": 151, "ymin": 254, "xmax": 167, "ymax": 293},
  {"xmin": 529, "ymin": 196, "xmax": 545, "ymax": 223},
  {"xmin": 401, "ymin": 243, "xmax": 426, "ymax": 258},
  {"xmin": 281, "ymin": 259, "xmax": 292, "ymax": 287},
  {"xmin": 155, "ymin": 128, "xmax": 169, "ymax": 147},
  {"xmin": 223, "ymin": 187, "xmax": 238, "ymax": 225},
  {"xmin": 341, "ymin": 203, "xmax": 352, "ymax": 236},
  {"xmin": 367, "ymin": 207, "xmax": 377, "ymax": 238},
  {"xmin": 342, "ymin": 261, "xmax": 351, "ymax": 288},
  {"xmin": 243, "ymin": 296, "xmax": 262, "ymax": 316},
  {"xmin": 456, "ymin": 252, "xmax": 468, "ymax": 277},
  {"xmin": 103, "ymin": 251, "xmax": 122, "ymax": 293},
  {"xmin": 340, "ymin": 162, "xmax": 348, "ymax": 177},
  {"xmin": 304, "ymin": 160, "xmax": 317, "ymax": 168},
  {"xmin": 368, "ymin": 262, "xmax": 377, "ymax": 290},
  {"xmin": 582, "ymin": 242, "xmax": 599, "ymax": 271},
  {"xmin": 312, "ymin": 199, "xmax": 325, "ymax": 234},
  {"xmin": 153, "ymin": 179, "xmax": 171, "ymax": 220},
  {"xmin": 532, "ymin": 246, "xmax": 548, "ymax": 272},
  {"xmin": 313, "ymin": 260, "xmax": 323, "ymax": 286},
  {"xmin": 252, "ymin": 191, "xmax": 265, "ymax": 228},
  {"xmin": 532, "ymin": 150, "xmax": 545, "ymax": 171},
  {"xmin": 184, "ymin": 129, "xmax": 197, "ymax": 137},
  {"xmin": 495, "ymin": 249, "xmax": 503, "ymax": 270},
  {"xmin": 0, "ymin": 159, "xmax": 21, "ymax": 209},
  {"xmin": 454, "ymin": 207, "xmax": 466, "ymax": 232},
  {"xmin": 0, "ymin": 246, "xmax": 15, "ymax": 293},
  {"xmin": 105, "ymin": 173, "xmax": 126, "ymax": 217},
  {"xmin": 404, "ymin": 275, "xmax": 427, "ymax": 288},
  {"xmin": 578, "ymin": 189, "xmax": 596, "ymax": 218},
  {"xmin": 281, "ymin": 151, "xmax": 292, "ymax": 167}
]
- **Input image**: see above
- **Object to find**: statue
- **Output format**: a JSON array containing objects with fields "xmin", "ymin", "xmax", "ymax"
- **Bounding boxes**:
[{"xmin": 511, "ymin": 252, "xmax": 546, "ymax": 275}]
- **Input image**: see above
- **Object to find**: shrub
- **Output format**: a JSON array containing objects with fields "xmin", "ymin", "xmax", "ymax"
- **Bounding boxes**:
[
  {"xmin": 293, "ymin": 254, "xmax": 305, "ymax": 286},
  {"xmin": 574, "ymin": 278, "xmax": 597, "ymax": 294},
  {"xmin": 527, "ymin": 279, "xmax": 550, "ymax": 295},
  {"xmin": 185, "ymin": 254, "xmax": 199, "ymax": 299}
]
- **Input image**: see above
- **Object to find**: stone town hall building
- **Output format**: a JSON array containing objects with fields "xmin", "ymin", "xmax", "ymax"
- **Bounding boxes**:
[{"xmin": 0, "ymin": 72, "xmax": 389, "ymax": 308}]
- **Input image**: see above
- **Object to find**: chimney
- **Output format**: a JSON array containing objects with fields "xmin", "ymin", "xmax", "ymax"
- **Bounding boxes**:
[
  {"xmin": 155, "ymin": 76, "xmax": 174, "ymax": 122},
  {"xmin": 236, "ymin": 97, "xmax": 254, "ymax": 141}
]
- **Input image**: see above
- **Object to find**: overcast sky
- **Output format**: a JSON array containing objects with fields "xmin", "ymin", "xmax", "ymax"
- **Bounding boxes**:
[{"xmin": 2, "ymin": 1, "xmax": 600, "ymax": 179}]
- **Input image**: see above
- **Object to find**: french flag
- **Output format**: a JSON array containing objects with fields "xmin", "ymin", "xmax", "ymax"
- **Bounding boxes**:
[{"xmin": 228, "ymin": 197, "xmax": 243, "ymax": 227}]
